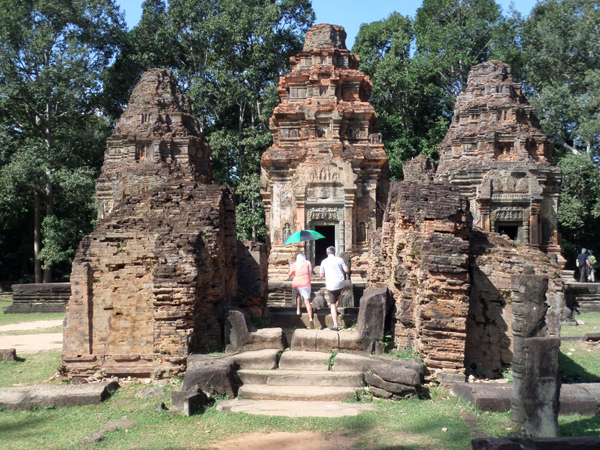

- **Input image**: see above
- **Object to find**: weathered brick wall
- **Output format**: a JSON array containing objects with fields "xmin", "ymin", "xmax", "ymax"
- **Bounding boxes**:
[
  {"xmin": 466, "ymin": 231, "xmax": 563, "ymax": 378},
  {"xmin": 368, "ymin": 179, "xmax": 563, "ymax": 377},
  {"xmin": 368, "ymin": 181, "xmax": 472, "ymax": 372},
  {"xmin": 61, "ymin": 69, "xmax": 237, "ymax": 381}
]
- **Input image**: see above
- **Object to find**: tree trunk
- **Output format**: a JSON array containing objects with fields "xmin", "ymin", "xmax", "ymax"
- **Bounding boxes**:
[
  {"xmin": 34, "ymin": 192, "xmax": 42, "ymax": 283},
  {"xmin": 43, "ymin": 168, "xmax": 53, "ymax": 283}
]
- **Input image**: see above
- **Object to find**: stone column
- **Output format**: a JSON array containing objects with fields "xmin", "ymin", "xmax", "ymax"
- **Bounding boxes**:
[
  {"xmin": 521, "ymin": 337, "xmax": 561, "ymax": 437},
  {"xmin": 529, "ymin": 200, "xmax": 542, "ymax": 246},
  {"xmin": 510, "ymin": 267, "xmax": 550, "ymax": 424},
  {"xmin": 479, "ymin": 199, "xmax": 491, "ymax": 232}
]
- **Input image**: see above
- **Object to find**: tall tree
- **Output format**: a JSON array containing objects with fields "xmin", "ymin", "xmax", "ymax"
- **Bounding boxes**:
[
  {"xmin": 353, "ymin": 13, "xmax": 450, "ymax": 179},
  {"xmin": 0, "ymin": 0, "xmax": 125, "ymax": 281},
  {"xmin": 414, "ymin": 0, "xmax": 502, "ymax": 97},
  {"xmin": 519, "ymin": 0, "xmax": 600, "ymax": 157}
]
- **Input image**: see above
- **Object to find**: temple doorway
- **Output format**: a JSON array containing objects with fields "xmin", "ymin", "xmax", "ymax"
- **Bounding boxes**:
[
  {"xmin": 496, "ymin": 222, "xmax": 521, "ymax": 241},
  {"xmin": 314, "ymin": 225, "xmax": 335, "ymax": 266}
]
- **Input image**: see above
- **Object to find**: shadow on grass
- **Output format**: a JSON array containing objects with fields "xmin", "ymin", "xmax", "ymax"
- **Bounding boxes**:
[
  {"xmin": 0, "ymin": 414, "xmax": 46, "ymax": 438},
  {"xmin": 559, "ymin": 352, "xmax": 600, "ymax": 383},
  {"xmin": 561, "ymin": 415, "xmax": 600, "ymax": 436}
]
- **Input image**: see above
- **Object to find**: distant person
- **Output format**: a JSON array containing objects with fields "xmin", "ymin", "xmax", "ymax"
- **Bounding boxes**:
[
  {"xmin": 319, "ymin": 246, "xmax": 349, "ymax": 331},
  {"xmin": 289, "ymin": 253, "xmax": 314, "ymax": 328},
  {"xmin": 587, "ymin": 250, "xmax": 596, "ymax": 283},
  {"xmin": 576, "ymin": 248, "xmax": 589, "ymax": 282}
]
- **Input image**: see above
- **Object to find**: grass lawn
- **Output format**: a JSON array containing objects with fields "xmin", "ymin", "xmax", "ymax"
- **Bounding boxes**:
[
  {"xmin": 561, "ymin": 313, "xmax": 600, "ymax": 338},
  {"xmin": 0, "ymin": 351, "xmax": 599, "ymax": 450},
  {"xmin": 0, "ymin": 299, "xmax": 65, "ymax": 327}
]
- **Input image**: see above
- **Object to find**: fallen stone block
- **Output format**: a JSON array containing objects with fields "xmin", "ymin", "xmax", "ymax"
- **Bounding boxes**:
[
  {"xmin": 183, "ymin": 354, "xmax": 238, "ymax": 397},
  {"xmin": 583, "ymin": 332, "xmax": 600, "ymax": 342},
  {"xmin": 135, "ymin": 386, "xmax": 165, "ymax": 399},
  {"xmin": 369, "ymin": 386, "xmax": 393, "ymax": 399},
  {"xmin": 370, "ymin": 362, "xmax": 421, "ymax": 387},
  {"xmin": 171, "ymin": 389, "xmax": 209, "ymax": 416},
  {"xmin": 0, "ymin": 348, "xmax": 17, "ymax": 361},
  {"xmin": 560, "ymin": 384, "xmax": 600, "ymax": 416},
  {"xmin": 371, "ymin": 354, "xmax": 426, "ymax": 377},
  {"xmin": 451, "ymin": 383, "xmax": 512, "ymax": 413},
  {"xmin": 0, "ymin": 381, "xmax": 119, "ymax": 410},
  {"xmin": 365, "ymin": 372, "xmax": 416, "ymax": 397}
]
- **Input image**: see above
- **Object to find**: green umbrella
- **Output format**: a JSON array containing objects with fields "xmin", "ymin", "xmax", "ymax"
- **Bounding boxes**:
[{"xmin": 284, "ymin": 229, "xmax": 325, "ymax": 244}]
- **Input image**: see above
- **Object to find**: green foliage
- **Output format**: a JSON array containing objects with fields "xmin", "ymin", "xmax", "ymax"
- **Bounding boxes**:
[
  {"xmin": 557, "ymin": 152, "xmax": 600, "ymax": 264},
  {"xmin": 0, "ymin": 0, "xmax": 125, "ymax": 280},
  {"xmin": 518, "ymin": 0, "xmax": 600, "ymax": 157},
  {"xmin": 388, "ymin": 347, "xmax": 424, "ymax": 361}
]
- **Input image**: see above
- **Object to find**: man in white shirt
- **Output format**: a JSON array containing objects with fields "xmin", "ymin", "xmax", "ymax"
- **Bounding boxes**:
[{"xmin": 320, "ymin": 246, "xmax": 349, "ymax": 331}]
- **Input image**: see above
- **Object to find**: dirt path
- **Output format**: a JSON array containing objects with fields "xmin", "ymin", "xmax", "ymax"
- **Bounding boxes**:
[
  {"xmin": 0, "ymin": 319, "xmax": 63, "ymax": 353},
  {"xmin": 210, "ymin": 432, "xmax": 359, "ymax": 450}
]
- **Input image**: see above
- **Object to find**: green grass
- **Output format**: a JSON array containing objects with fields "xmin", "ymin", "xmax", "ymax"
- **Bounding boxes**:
[
  {"xmin": 561, "ymin": 313, "xmax": 600, "ymax": 338},
  {"xmin": 0, "ymin": 350, "xmax": 63, "ymax": 387},
  {"xmin": 0, "ymin": 350, "xmax": 599, "ymax": 449},
  {"xmin": 0, "ymin": 299, "xmax": 65, "ymax": 326},
  {"xmin": 560, "ymin": 340, "xmax": 600, "ymax": 383}
]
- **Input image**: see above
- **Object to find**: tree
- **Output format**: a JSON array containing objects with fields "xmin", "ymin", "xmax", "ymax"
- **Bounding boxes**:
[
  {"xmin": 519, "ymin": 0, "xmax": 600, "ymax": 157},
  {"xmin": 414, "ymin": 0, "xmax": 502, "ymax": 97},
  {"xmin": 353, "ymin": 13, "xmax": 450, "ymax": 179},
  {"xmin": 0, "ymin": 0, "xmax": 125, "ymax": 281}
]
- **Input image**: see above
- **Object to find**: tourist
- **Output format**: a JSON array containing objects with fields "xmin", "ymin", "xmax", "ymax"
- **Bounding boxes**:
[
  {"xmin": 319, "ymin": 246, "xmax": 349, "ymax": 331},
  {"xmin": 576, "ymin": 248, "xmax": 589, "ymax": 282},
  {"xmin": 289, "ymin": 253, "xmax": 314, "ymax": 329},
  {"xmin": 588, "ymin": 250, "xmax": 596, "ymax": 283}
]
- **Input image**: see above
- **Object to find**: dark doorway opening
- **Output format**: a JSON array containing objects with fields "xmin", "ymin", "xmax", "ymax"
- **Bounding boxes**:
[
  {"xmin": 496, "ymin": 223, "xmax": 520, "ymax": 241},
  {"xmin": 314, "ymin": 225, "xmax": 335, "ymax": 266}
]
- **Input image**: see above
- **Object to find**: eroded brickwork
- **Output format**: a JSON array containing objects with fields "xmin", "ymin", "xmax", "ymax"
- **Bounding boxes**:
[
  {"xmin": 369, "ymin": 180, "xmax": 563, "ymax": 376},
  {"xmin": 368, "ymin": 181, "xmax": 472, "ymax": 371},
  {"xmin": 261, "ymin": 24, "xmax": 389, "ymax": 282},
  {"xmin": 466, "ymin": 231, "xmax": 563, "ymax": 378},
  {"xmin": 436, "ymin": 61, "xmax": 561, "ymax": 255},
  {"xmin": 61, "ymin": 69, "xmax": 237, "ymax": 380}
]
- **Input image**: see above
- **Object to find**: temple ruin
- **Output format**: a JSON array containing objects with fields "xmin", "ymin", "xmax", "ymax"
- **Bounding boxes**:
[
  {"xmin": 436, "ymin": 61, "xmax": 562, "ymax": 255},
  {"xmin": 260, "ymin": 24, "xmax": 389, "ymax": 283},
  {"xmin": 367, "ymin": 61, "xmax": 564, "ymax": 377},
  {"xmin": 61, "ymin": 69, "xmax": 238, "ymax": 380}
]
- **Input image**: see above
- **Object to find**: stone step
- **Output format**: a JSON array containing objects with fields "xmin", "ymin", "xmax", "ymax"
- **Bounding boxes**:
[
  {"xmin": 237, "ymin": 384, "xmax": 360, "ymax": 401},
  {"xmin": 269, "ymin": 307, "xmax": 358, "ymax": 331},
  {"xmin": 278, "ymin": 350, "xmax": 332, "ymax": 372},
  {"xmin": 238, "ymin": 369, "xmax": 364, "ymax": 387}
]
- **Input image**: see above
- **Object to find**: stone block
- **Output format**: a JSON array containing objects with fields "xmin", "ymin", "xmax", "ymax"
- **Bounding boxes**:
[
  {"xmin": 370, "ymin": 362, "xmax": 421, "ymax": 387},
  {"xmin": 182, "ymin": 355, "xmax": 238, "ymax": 397},
  {"xmin": 0, "ymin": 381, "xmax": 119, "ymax": 410},
  {"xmin": 231, "ymin": 349, "xmax": 280, "ymax": 370},
  {"xmin": 364, "ymin": 372, "xmax": 416, "ymax": 397},
  {"xmin": 0, "ymin": 349, "xmax": 17, "ymax": 361},
  {"xmin": 242, "ymin": 328, "xmax": 286, "ymax": 352},
  {"xmin": 170, "ymin": 390, "xmax": 209, "ymax": 416}
]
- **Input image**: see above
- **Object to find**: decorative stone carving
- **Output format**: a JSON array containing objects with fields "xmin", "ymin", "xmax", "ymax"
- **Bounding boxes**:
[
  {"xmin": 261, "ymin": 24, "xmax": 389, "ymax": 283},
  {"xmin": 436, "ymin": 61, "xmax": 562, "ymax": 254}
]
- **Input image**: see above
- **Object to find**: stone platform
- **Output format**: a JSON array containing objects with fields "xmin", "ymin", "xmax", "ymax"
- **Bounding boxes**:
[
  {"xmin": 4, "ymin": 283, "xmax": 71, "ymax": 314},
  {"xmin": 451, "ymin": 382, "xmax": 600, "ymax": 416},
  {"xmin": 564, "ymin": 281, "xmax": 600, "ymax": 314}
]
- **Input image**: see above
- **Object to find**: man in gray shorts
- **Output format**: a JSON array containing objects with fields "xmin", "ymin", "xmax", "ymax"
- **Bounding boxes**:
[{"xmin": 319, "ymin": 246, "xmax": 349, "ymax": 331}]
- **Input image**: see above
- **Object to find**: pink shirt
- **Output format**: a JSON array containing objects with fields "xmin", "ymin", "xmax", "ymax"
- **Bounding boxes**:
[{"xmin": 289, "ymin": 260, "xmax": 311, "ymax": 287}]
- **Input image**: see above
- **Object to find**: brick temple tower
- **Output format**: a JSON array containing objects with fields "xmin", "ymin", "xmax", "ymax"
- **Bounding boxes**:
[
  {"xmin": 260, "ymin": 24, "xmax": 389, "ymax": 282},
  {"xmin": 436, "ymin": 61, "xmax": 562, "ymax": 254}
]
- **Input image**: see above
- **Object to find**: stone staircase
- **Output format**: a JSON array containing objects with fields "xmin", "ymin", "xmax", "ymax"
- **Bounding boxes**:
[
  {"xmin": 237, "ymin": 350, "xmax": 363, "ymax": 401},
  {"xmin": 562, "ymin": 270, "xmax": 600, "ymax": 314}
]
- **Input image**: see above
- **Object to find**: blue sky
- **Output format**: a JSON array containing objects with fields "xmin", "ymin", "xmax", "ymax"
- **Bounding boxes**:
[{"xmin": 115, "ymin": 0, "xmax": 538, "ymax": 49}]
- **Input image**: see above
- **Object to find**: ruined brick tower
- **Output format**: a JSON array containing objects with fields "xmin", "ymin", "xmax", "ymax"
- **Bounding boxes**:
[
  {"xmin": 261, "ymin": 24, "xmax": 389, "ymax": 281},
  {"xmin": 436, "ymin": 61, "xmax": 561, "ymax": 254},
  {"xmin": 61, "ymin": 69, "xmax": 237, "ymax": 380}
]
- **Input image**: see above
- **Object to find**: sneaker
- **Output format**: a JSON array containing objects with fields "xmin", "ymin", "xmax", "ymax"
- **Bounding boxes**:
[
  {"xmin": 296, "ymin": 310, "xmax": 301, "ymax": 316},
  {"xmin": 331, "ymin": 325, "xmax": 339, "ymax": 331},
  {"xmin": 308, "ymin": 319, "xmax": 314, "ymax": 329}
]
